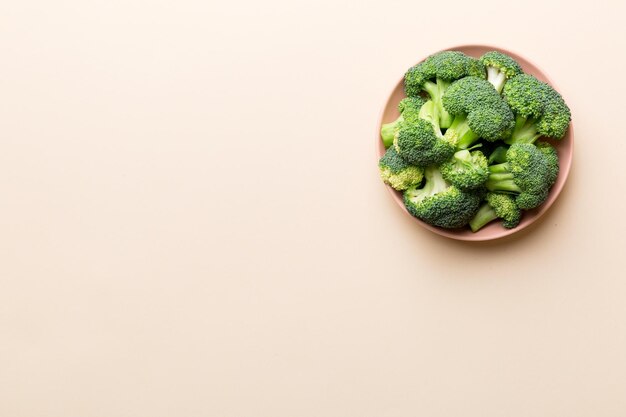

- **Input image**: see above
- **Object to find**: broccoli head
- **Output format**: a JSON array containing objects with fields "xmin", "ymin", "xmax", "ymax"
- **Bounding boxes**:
[
  {"xmin": 485, "ymin": 143, "xmax": 556, "ymax": 209},
  {"xmin": 404, "ymin": 51, "xmax": 486, "ymax": 128},
  {"xmin": 404, "ymin": 165, "xmax": 481, "ymax": 229},
  {"xmin": 479, "ymin": 51, "xmax": 523, "ymax": 93},
  {"xmin": 440, "ymin": 149, "xmax": 489, "ymax": 190},
  {"xmin": 536, "ymin": 141, "xmax": 559, "ymax": 187},
  {"xmin": 469, "ymin": 192, "xmax": 522, "ymax": 232},
  {"xmin": 378, "ymin": 146, "xmax": 424, "ymax": 190},
  {"xmin": 380, "ymin": 96, "xmax": 427, "ymax": 148},
  {"xmin": 441, "ymin": 76, "xmax": 514, "ymax": 149},
  {"xmin": 503, "ymin": 74, "xmax": 571, "ymax": 144},
  {"xmin": 392, "ymin": 118, "xmax": 454, "ymax": 167}
]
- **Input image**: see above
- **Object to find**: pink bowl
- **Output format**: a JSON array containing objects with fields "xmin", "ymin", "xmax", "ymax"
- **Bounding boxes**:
[{"xmin": 377, "ymin": 44, "xmax": 574, "ymax": 241}]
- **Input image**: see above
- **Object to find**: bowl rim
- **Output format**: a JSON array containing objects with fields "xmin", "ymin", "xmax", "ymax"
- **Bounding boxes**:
[{"xmin": 375, "ymin": 44, "xmax": 574, "ymax": 242}]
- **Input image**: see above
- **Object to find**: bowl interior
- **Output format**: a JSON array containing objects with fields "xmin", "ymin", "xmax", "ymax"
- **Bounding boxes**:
[{"xmin": 377, "ymin": 45, "xmax": 573, "ymax": 241}]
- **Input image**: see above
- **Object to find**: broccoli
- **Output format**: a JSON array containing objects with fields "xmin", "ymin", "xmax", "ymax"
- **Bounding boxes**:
[
  {"xmin": 378, "ymin": 50, "xmax": 570, "ymax": 233},
  {"xmin": 404, "ymin": 51, "xmax": 485, "ymax": 129},
  {"xmin": 404, "ymin": 165, "xmax": 481, "ymax": 228},
  {"xmin": 441, "ymin": 76, "xmax": 515, "ymax": 149},
  {"xmin": 440, "ymin": 149, "xmax": 488, "ymax": 190},
  {"xmin": 503, "ymin": 74, "xmax": 571, "ymax": 145},
  {"xmin": 536, "ymin": 141, "xmax": 559, "ymax": 187},
  {"xmin": 487, "ymin": 145, "xmax": 509, "ymax": 164},
  {"xmin": 380, "ymin": 97, "xmax": 427, "ymax": 148},
  {"xmin": 469, "ymin": 192, "xmax": 522, "ymax": 232},
  {"xmin": 392, "ymin": 100, "xmax": 455, "ymax": 167},
  {"xmin": 485, "ymin": 143, "xmax": 556, "ymax": 209},
  {"xmin": 378, "ymin": 146, "xmax": 424, "ymax": 190},
  {"xmin": 480, "ymin": 51, "xmax": 523, "ymax": 93}
]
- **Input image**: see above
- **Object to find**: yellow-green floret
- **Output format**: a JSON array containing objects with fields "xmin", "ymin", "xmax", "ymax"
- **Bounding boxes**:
[
  {"xmin": 440, "ymin": 149, "xmax": 489, "ymax": 190},
  {"xmin": 379, "ymin": 146, "xmax": 424, "ymax": 190}
]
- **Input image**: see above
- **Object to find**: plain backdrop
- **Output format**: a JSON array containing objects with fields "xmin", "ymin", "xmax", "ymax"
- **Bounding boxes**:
[{"xmin": 2, "ymin": 0, "xmax": 626, "ymax": 416}]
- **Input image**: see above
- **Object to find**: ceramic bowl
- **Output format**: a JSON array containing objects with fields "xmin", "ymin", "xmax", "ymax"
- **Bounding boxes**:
[{"xmin": 376, "ymin": 44, "xmax": 573, "ymax": 241}]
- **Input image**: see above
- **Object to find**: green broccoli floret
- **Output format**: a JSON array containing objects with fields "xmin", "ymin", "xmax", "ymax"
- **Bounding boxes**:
[
  {"xmin": 440, "ymin": 149, "xmax": 488, "ymax": 190},
  {"xmin": 404, "ymin": 165, "xmax": 481, "ymax": 228},
  {"xmin": 485, "ymin": 143, "xmax": 555, "ymax": 209},
  {"xmin": 392, "ymin": 100, "xmax": 454, "ymax": 167},
  {"xmin": 503, "ymin": 74, "xmax": 571, "ymax": 145},
  {"xmin": 380, "ymin": 97, "xmax": 427, "ymax": 148},
  {"xmin": 536, "ymin": 141, "xmax": 559, "ymax": 187},
  {"xmin": 469, "ymin": 192, "xmax": 522, "ymax": 232},
  {"xmin": 537, "ymin": 88, "xmax": 572, "ymax": 138},
  {"xmin": 441, "ymin": 77, "xmax": 514, "ymax": 149},
  {"xmin": 479, "ymin": 51, "xmax": 523, "ymax": 93},
  {"xmin": 393, "ymin": 121, "xmax": 454, "ymax": 167},
  {"xmin": 466, "ymin": 58, "xmax": 488, "ymax": 78},
  {"xmin": 404, "ymin": 51, "xmax": 486, "ymax": 129},
  {"xmin": 378, "ymin": 146, "xmax": 424, "ymax": 190}
]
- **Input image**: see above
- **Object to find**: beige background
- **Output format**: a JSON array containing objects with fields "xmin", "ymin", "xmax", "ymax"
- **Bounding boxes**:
[{"xmin": 1, "ymin": 0, "xmax": 626, "ymax": 416}]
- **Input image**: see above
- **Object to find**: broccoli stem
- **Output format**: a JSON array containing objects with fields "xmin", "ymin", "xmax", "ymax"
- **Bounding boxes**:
[
  {"xmin": 423, "ymin": 79, "xmax": 453, "ymax": 129},
  {"xmin": 488, "ymin": 163, "xmax": 510, "ymax": 174},
  {"xmin": 486, "ymin": 164, "xmax": 522, "ymax": 193},
  {"xmin": 488, "ymin": 146, "xmax": 508, "ymax": 164},
  {"xmin": 419, "ymin": 100, "xmax": 444, "ymax": 138},
  {"xmin": 488, "ymin": 173, "xmax": 514, "ymax": 181},
  {"xmin": 469, "ymin": 202, "xmax": 498, "ymax": 232},
  {"xmin": 486, "ymin": 67, "xmax": 506, "ymax": 93},
  {"xmin": 505, "ymin": 115, "xmax": 541, "ymax": 145},
  {"xmin": 381, "ymin": 116, "xmax": 403, "ymax": 148},
  {"xmin": 424, "ymin": 165, "xmax": 448, "ymax": 196},
  {"xmin": 486, "ymin": 178, "xmax": 522, "ymax": 193},
  {"xmin": 443, "ymin": 114, "xmax": 479, "ymax": 149},
  {"xmin": 407, "ymin": 165, "xmax": 449, "ymax": 205}
]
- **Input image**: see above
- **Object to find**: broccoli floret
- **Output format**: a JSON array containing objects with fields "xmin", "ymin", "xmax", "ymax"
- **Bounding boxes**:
[
  {"xmin": 469, "ymin": 193, "xmax": 522, "ymax": 232},
  {"xmin": 440, "ymin": 149, "xmax": 488, "ymax": 190},
  {"xmin": 380, "ymin": 97, "xmax": 427, "ymax": 148},
  {"xmin": 537, "ymin": 88, "xmax": 572, "ymax": 138},
  {"xmin": 485, "ymin": 143, "xmax": 555, "ymax": 209},
  {"xmin": 392, "ymin": 100, "xmax": 454, "ymax": 167},
  {"xmin": 378, "ymin": 146, "xmax": 424, "ymax": 190},
  {"xmin": 536, "ymin": 141, "xmax": 559, "ymax": 187},
  {"xmin": 480, "ymin": 51, "xmax": 523, "ymax": 93},
  {"xmin": 404, "ymin": 51, "xmax": 485, "ymax": 129},
  {"xmin": 393, "ymin": 120, "xmax": 454, "ymax": 167},
  {"xmin": 503, "ymin": 74, "xmax": 571, "ymax": 144},
  {"xmin": 466, "ymin": 57, "xmax": 488, "ymax": 78},
  {"xmin": 404, "ymin": 165, "xmax": 481, "ymax": 228},
  {"xmin": 441, "ymin": 77, "xmax": 514, "ymax": 149}
]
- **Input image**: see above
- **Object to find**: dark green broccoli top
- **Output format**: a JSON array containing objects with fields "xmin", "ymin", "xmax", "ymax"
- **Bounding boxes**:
[
  {"xmin": 393, "ymin": 119, "xmax": 454, "ymax": 167},
  {"xmin": 404, "ymin": 166, "xmax": 481, "ymax": 229},
  {"xmin": 503, "ymin": 74, "xmax": 571, "ymax": 144},
  {"xmin": 441, "ymin": 77, "xmax": 514, "ymax": 148},
  {"xmin": 486, "ymin": 143, "xmax": 556, "ymax": 209}
]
